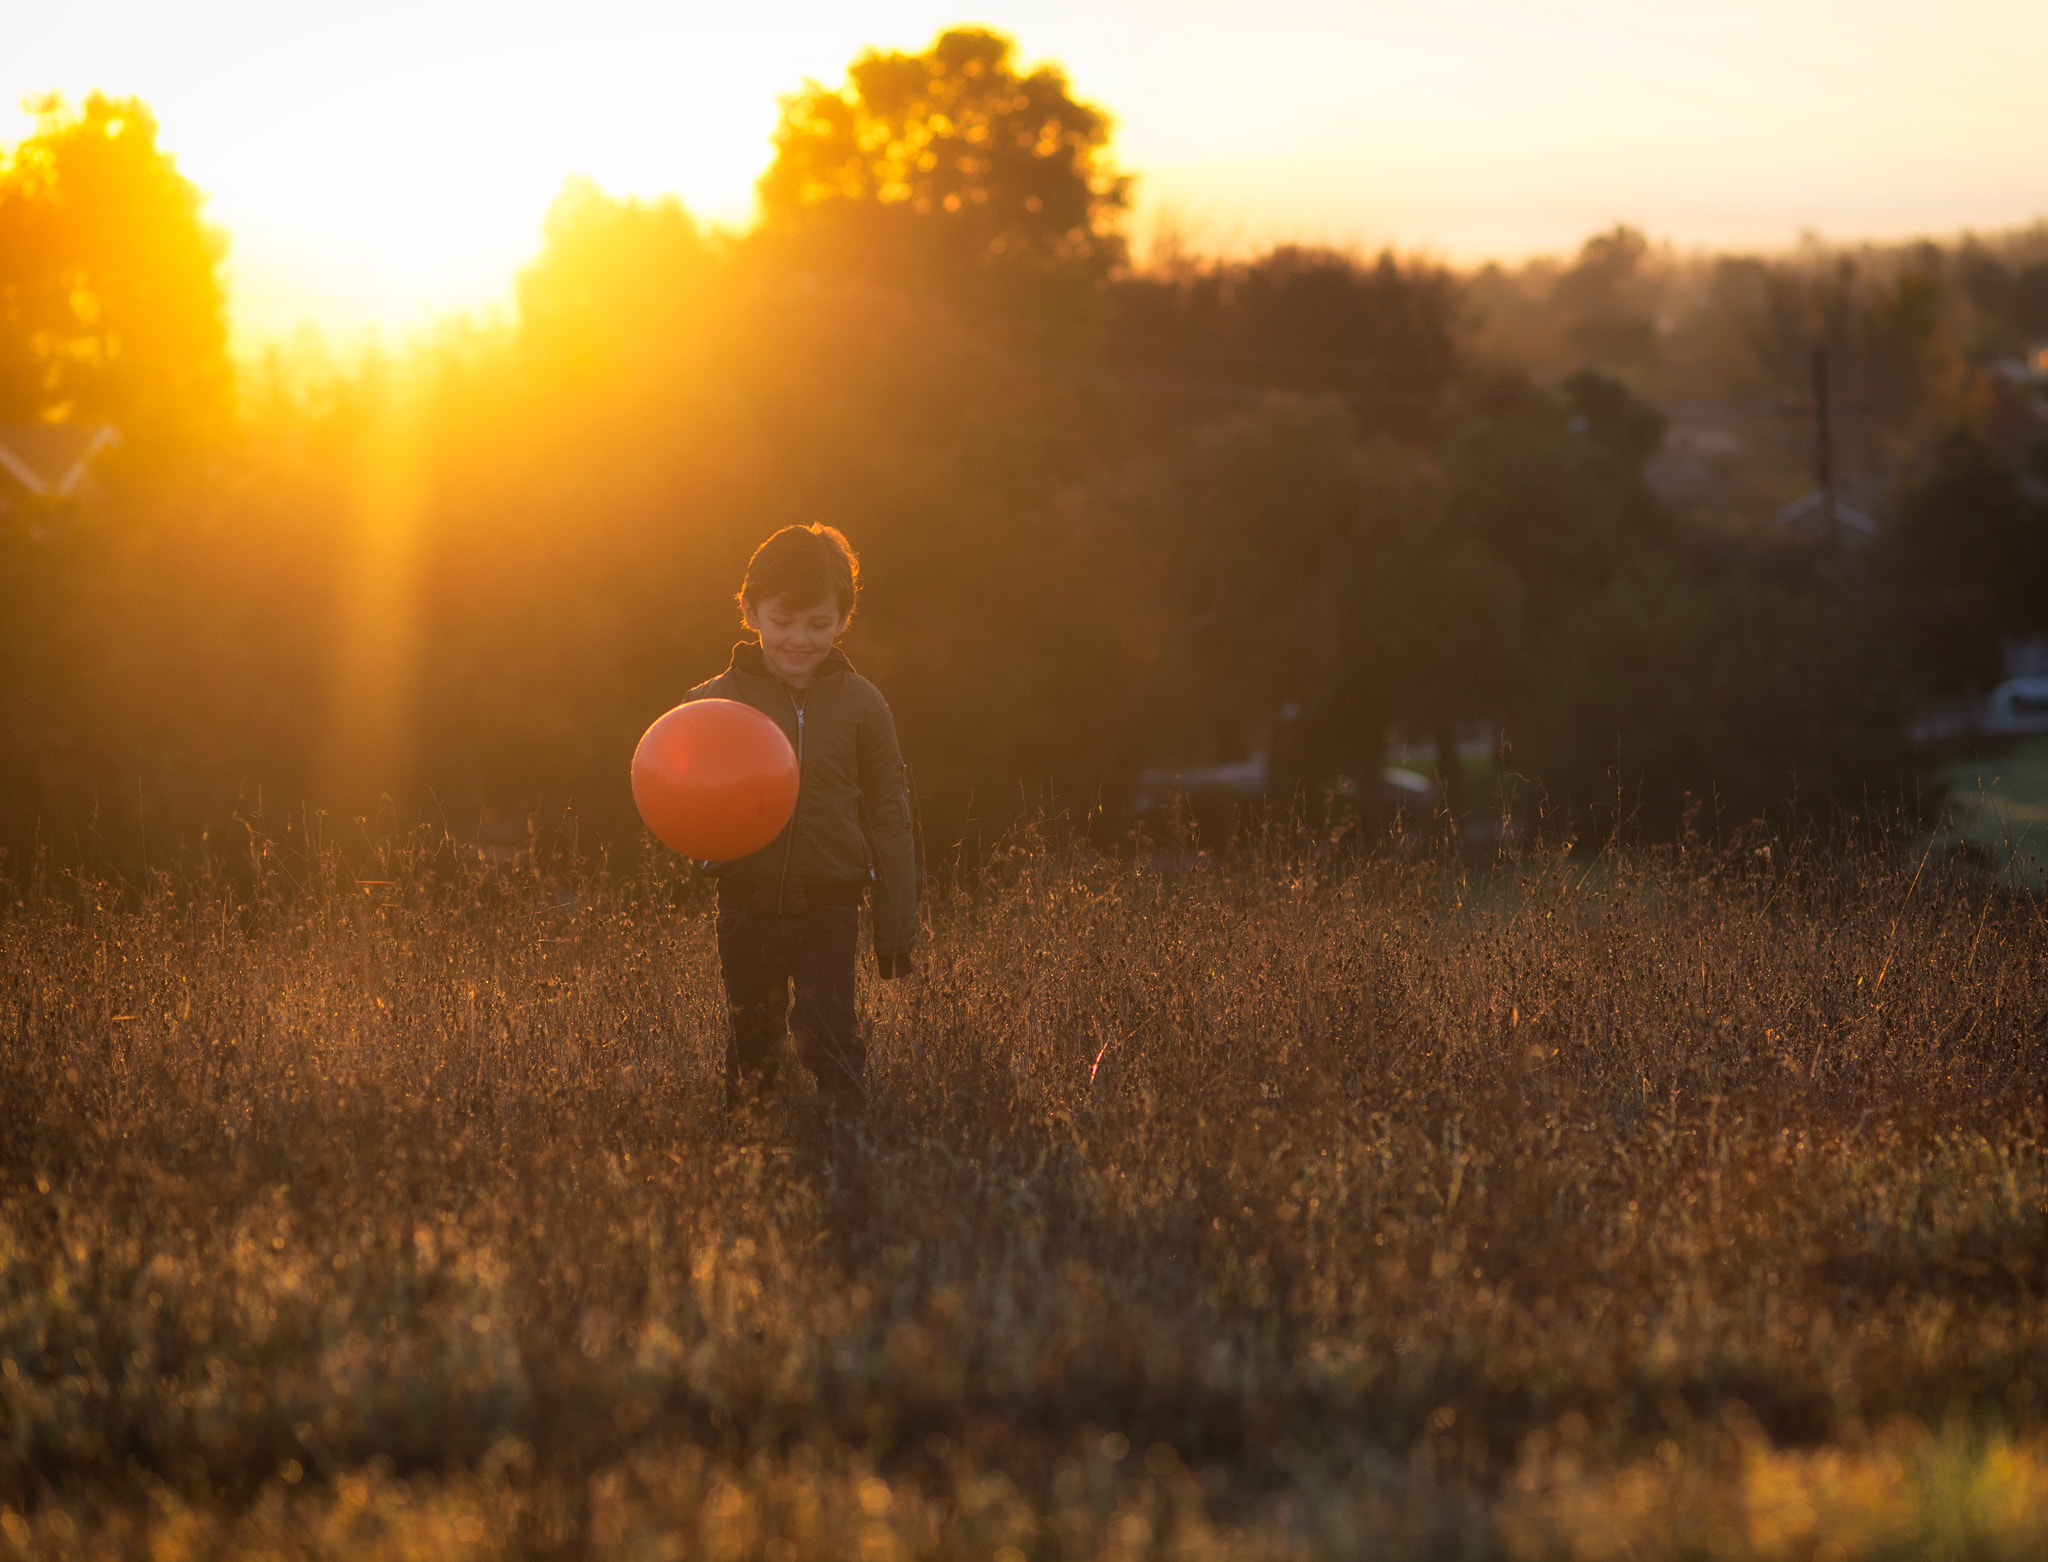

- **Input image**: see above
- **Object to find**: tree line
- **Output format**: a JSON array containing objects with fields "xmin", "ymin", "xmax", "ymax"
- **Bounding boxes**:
[{"xmin": 3, "ymin": 29, "xmax": 2044, "ymax": 875}]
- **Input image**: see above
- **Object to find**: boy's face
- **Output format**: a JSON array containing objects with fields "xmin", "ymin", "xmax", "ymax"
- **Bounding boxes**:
[{"xmin": 748, "ymin": 592, "xmax": 849, "ymax": 687}]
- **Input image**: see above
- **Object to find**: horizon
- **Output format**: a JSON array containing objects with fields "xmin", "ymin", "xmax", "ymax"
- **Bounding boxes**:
[{"xmin": 10, "ymin": 0, "xmax": 2048, "ymax": 351}]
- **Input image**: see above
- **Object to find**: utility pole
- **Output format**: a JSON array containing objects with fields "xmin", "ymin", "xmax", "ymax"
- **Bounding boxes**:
[{"xmin": 1812, "ymin": 345, "xmax": 1837, "ymax": 557}]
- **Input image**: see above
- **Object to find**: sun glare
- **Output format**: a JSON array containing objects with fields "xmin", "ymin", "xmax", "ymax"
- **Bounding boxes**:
[
  {"xmin": 7, "ymin": 0, "xmax": 2046, "ymax": 348},
  {"xmin": 9, "ymin": 1, "xmax": 950, "ymax": 345}
]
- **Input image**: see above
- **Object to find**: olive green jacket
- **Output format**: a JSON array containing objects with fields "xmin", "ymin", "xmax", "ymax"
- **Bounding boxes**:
[{"xmin": 684, "ymin": 643, "xmax": 919, "ymax": 971}]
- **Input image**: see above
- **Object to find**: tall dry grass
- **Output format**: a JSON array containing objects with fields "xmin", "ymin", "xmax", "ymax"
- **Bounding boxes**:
[{"xmin": 3, "ymin": 823, "xmax": 2045, "ymax": 1559}]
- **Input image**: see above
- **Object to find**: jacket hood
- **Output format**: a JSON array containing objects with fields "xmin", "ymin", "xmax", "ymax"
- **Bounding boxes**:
[{"xmin": 728, "ymin": 641, "xmax": 856, "ymax": 683}]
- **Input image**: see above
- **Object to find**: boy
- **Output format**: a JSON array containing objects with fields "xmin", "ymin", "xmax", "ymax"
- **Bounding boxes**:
[{"xmin": 684, "ymin": 524, "xmax": 917, "ymax": 1119}]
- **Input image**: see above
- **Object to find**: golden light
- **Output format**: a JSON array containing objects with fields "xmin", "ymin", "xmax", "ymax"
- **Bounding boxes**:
[
  {"xmin": 319, "ymin": 372, "xmax": 429, "ymax": 812},
  {"xmin": 8, "ymin": 2, "xmax": 977, "ymax": 344},
  {"xmin": 7, "ymin": 0, "xmax": 2046, "ymax": 347}
]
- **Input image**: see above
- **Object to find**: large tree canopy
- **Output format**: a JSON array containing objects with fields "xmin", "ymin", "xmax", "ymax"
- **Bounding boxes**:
[
  {"xmin": 0, "ymin": 93, "xmax": 229, "ymax": 445},
  {"xmin": 757, "ymin": 27, "xmax": 1130, "ymax": 296}
]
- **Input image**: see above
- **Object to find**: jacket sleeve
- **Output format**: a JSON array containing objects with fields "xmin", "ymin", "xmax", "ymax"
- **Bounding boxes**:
[{"xmin": 857, "ymin": 689, "xmax": 920, "ymax": 972}]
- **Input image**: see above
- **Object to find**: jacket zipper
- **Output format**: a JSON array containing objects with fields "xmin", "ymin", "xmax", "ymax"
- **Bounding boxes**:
[{"xmin": 775, "ymin": 687, "xmax": 808, "ymax": 913}]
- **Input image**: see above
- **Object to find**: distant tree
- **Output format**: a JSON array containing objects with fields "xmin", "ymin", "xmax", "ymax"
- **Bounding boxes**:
[
  {"xmin": 1106, "ymin": 246, "xmax": 1463, "ymax": 442},
  {"xmin": 1111, "ymin": 399, "xmax": 1386, "ymax": 752},
  {"xmin": 756, "ymin": 27, "xmax": 1129, "ymax": 300},
  {"xmin": 516, "ymin": 178, "xmax": 712, "ymax": 379},
  {"xmin": 1441, "ymin": 380, "xmax": 1663, "ymax": 621},
  {"xmin": 1521, "ymin": 565, "xmax": 1910, "ymax": 836},
  {"xmin": 1373, "ymin": 472, "xmax": 1522, "ymax": 823},
  {"xmin": 1744, "ymin": 253, "xmax": 1961, "ymax": 480},
  {"xmin": 1861, "ymin": 261, "xmax": 1955, "ymax": 438},
  {"xmin": 1431, "ymin": 372, "xmax": 1916, "ymax": 835},
  {"xmin": 1878, "ymin": 425, "xmax": 2048, "ymax": 691},
  {"xmin": 1091, "ymin": 397, "xmax": 1519, "ymax": 823},
  {"xmin": 1958, "ymin": 247, "xmax": 2048, "ymax": 358},
  {"xmin": 0, "ymin": 94, "xmax": 229, "ymax": 445},
  {"xmin": 1552, "ymin": 225, "xmax": 1662, "ymax": 372},
  {"xmin": 1560, "ymin": 368, "xmax": 1668, "ymax": 468}
]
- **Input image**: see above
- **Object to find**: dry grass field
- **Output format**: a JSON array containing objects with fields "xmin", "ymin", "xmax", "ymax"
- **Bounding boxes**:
[{"xmin": 4, "ymin": 824, "xmax": 2047, "ymax": 1560}]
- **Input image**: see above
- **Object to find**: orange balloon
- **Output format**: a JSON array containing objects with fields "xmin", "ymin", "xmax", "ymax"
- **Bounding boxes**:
[{"xmin": 631, "ymin": 699, "xmax": 799, "ymax": 860}]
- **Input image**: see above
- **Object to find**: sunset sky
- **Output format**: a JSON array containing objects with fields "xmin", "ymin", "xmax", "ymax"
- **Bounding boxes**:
[{"xmin": 9, "ymin": 0, "xmax": 2046, "ymax": 348}]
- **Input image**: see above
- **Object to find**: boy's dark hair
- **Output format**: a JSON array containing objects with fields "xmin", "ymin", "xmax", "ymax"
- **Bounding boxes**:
[{"xmin": 738, "ymin": 524, "xmax": 860, "ymax": 623}]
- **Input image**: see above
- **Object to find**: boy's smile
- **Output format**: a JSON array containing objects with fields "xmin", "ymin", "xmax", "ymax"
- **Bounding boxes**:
[{"xmin": 750, "ymin": 593, "xmax": 850, "ymax": 689}]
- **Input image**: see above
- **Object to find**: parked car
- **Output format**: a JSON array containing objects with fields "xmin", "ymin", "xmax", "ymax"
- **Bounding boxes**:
[{"xmin": 1988, "ymin": 675, "xmax": 2048, "ymax": 736}]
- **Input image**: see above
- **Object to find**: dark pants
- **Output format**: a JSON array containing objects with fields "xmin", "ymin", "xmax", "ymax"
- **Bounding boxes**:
[{"xmin": 715, "ymin": 901, "xmax": 866, "ymax": 1114}]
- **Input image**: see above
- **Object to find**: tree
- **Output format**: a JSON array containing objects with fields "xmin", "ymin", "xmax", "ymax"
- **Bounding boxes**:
[
  {"xmin": 516, "ymin": 177, "xmax": 712, "ymax": 380},
  {"xmin": 1107, "ymin": 246, "xmax": 1464, "ymax": 443},
  {"xmin": 1519, "ymin": 566, "xmax": 1910, "ymax": 836},
  {"xmin": 1878, "ymin": 425, "xmax": 2048, "ymax": 691},
  {"xmin": 1959, "ymin": 246, "xmax": 2048, "ymax": 358},
  {"xmin": 1552, "ymin": 225, "xmax": 1662, "ymax": 372},
  {"xmin": 1441, "ymin": 383, "xmax": 1661, "ymax": 623},
  {"xmin": 1743, "ymin": 253, "xmax": 1962, "ymax": 481},
  {"xmin": 1088, "ymin": 398, "xmax": 1519, "ymax": 825},
  {"xmin": 0, "ymin": 94, "xmax": 229, "ymax": 445},
  {"xmin": 756, "ymin": 27, "xmax": 1129, "ymax": 301},
  {"xmin": 1559, "ymin": 369, "xmax": 1668, "ymax": 469}
]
